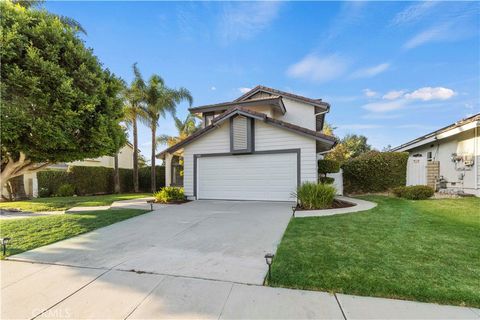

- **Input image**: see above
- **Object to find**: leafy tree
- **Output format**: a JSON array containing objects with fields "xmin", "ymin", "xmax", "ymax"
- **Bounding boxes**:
[
  {"xmin": 122, "ymin": 64, "xmax": 147, "ymax": 192},
  {"xmin": 1, "ymin": 1, "xmax": 126, "ymax": 186},
  {"xmin": 138, "ymin": 74, "xmax": 193, "ymax": 192},
  {"xmin": 342, "ymin": 134, "xmax": 372, "ymax": 158},
  {"xmin": 157, "ymin": 114, "xmax": 200, "ymax": 147}
]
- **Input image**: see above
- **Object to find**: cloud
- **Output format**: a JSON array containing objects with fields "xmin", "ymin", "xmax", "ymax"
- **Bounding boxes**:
[
  {"xmin": 391, "ymin": 1, "xmax": 439, "ymax": 26},
  {"xmin": 383, "ymin": 90, "xmax": 406, "ymax": 100},
  {"xmin": 286, "ymin": 54, "xmax": 348, "ymax": 83},
  {"xmin": 362, "ymin": 99, "xmax": 409, "ymax": 113},
  {"xmin": 210, "ymin": 86, "xmax": 216, "ymax": 91},
  {"xmin": 403, "ymin": 25, "xmax": 450, "ymax": 49},
  {"xmin": 363, "ymin": 89, "xmax": 377, "ymax": 97},
  {"xmin": 219, "ymin": 2, "xmax": 282, "ymax": 43},
  {"xmin": 238, "ymin": 87, "xmax": 251, "ymax": 94},
  {"xmin": 350, "ymin": 63, "xmax": 390, "ymax": 79},
  {"xmin": 405, "ymin": 87, "xmax": 456, "ymax": 101},
  {"xmin": 362, "ymin": 113, "xmax": 402, "ymax": 120}
]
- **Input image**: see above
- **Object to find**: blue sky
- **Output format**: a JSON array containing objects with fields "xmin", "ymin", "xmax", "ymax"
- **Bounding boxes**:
[{"xmin": 45, "ymin": 1, "xmax": 480, "ymax": 160}]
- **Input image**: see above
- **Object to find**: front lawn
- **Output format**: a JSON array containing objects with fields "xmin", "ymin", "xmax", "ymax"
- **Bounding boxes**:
[
  {"xmin": 0, "ymin": 193, "xmax": 151, "ymax": 212},
  {"xmin": 0, "ymin": 208, "xmax": 149, "ymax": 258},
  {"xmin": 270, "ymin": 196, "xmax": 480, "ymax": 308}
]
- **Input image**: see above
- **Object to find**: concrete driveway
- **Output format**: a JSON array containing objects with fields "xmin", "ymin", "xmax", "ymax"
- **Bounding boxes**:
[{"xmin": 9, "ymin": 200, "xmax": 293, "ymax": 284}]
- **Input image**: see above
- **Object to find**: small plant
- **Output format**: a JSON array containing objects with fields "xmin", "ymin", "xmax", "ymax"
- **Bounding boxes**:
[
  {"xmin": 56, "ymin": 184, "xmax": 75, "ymax": 197},
  {"xmin": 392, "ymin": 185, "xmax": 434, "ymax": 200},
  {"xmin": 318, "ymin": 159, "xmax": 340, "ymax": 184},
  {"xmin": 154, "ymin": 187, "xmax": 185, "ymax": 203},
  {"xmin": 295, "ymin": 182, "xmax": 336, "ymax": 210},
  {"xmin": 38, "ymin": 187, "xmax": 50, "ymax": 198}
]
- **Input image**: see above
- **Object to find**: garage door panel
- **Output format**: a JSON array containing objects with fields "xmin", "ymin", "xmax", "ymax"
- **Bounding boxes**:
[{"xmin": 197, "ymin": 153, "xmax": 297, "ymax": 201}]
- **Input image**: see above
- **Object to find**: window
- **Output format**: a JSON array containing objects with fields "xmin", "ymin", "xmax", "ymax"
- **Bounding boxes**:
[
  {"xmin": 427, "ymin": 151, "xmax": 433, "ymax": 161},
  {"xmin": 230, "ymin": 115, "xmax": 254, "ymax": 153},
  {"xmin": 203, "ymin": 112, "xmax": 215, "ymax": 127}
]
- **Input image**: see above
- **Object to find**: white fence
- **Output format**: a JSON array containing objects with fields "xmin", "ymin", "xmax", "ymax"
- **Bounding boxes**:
[{"xmin": 327, "ymin": 169, "xmax": 343, "ymax": 195}]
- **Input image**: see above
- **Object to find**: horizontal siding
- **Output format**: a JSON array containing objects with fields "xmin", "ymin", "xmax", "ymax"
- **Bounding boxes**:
[{"xmin": 255, "ymin": 120, "xmax": 317, "ymax": 184}]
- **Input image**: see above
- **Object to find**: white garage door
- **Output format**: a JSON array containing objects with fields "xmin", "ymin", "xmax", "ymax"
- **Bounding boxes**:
[{"xmin": 197, "ymin": 153, "xmax": 297, "ymax": 201}]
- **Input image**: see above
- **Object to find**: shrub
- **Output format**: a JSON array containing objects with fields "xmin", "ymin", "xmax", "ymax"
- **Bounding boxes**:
[
  {"xmin": 69, "ymin": 166, "xmax": 113, "ymax": 195},
  {"xmin": 295, "ymin": 182, "xmax": 336, "ymax": 210},
  {"xmin": 56, "ymin": 184, "xmax": 75, "ymax": 197},
  {"xmin": 319, "ymin": 177, "xmax": 335, "ymax": 184},
  {"xmin": 393, "ymin": 185, "xmax": 434, "ymax": 200},
  {"xmin": 154, "ymin": 187, "xmax": 185, "ymax": 203},
  {"xmin": 119, "ymin": 168, "xmax": 134, "ymax": 193},
  {"xmin": 139, "ymin": 166, "xmax": 166, "ymax": 192},
  {"xmin": 37, "ymin": 170, "xmax": 71, "ymax": 196},
  {"xmin": 343, "ymin": 151, "xmax": 408, "ymax": 194},
  {"xmin": 318, "ymin": 159, "xmax": 340, "ymax": 174},
  {"xmin": 38, "ymin": 187, "xmax": 50, "ymax": 198}
]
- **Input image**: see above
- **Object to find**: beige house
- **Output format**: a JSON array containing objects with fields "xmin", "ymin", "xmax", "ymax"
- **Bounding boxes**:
[
  {"xmin": 158, "ymin": 85, "xmax": 336, "ymax": 201},
  {"xmin": 392, "ymin": 113, "xmax": 480, "ymax": 196},
  {"xmin": 2, "ymin": 143, "xmax": 135, "ymax": 199}
]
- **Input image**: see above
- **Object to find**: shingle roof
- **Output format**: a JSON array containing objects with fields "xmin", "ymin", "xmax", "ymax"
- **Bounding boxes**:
[
  {"xmin": 157, "ymin": 107, "xmax": 336, "ymax": 158},
  {"xmin": 234, "ymin": 85, "xmax": 330, "ymax": 109},
  {"xmin": 189, "ymin": 96, "xmax": 285, "ymax": 114}
]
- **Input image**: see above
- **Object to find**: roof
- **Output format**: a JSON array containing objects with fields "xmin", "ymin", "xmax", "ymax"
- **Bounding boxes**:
[
  {"xmin": 189, "ymin": 96, "xmax": 286, "ymax": 115},
  {"xmin": 157, "ymin": 106, "xmax": 336, "ymax": 158},
  {"xmin": 391, "ymin": 113, "xmax": 480, "ymax": 151},
  {"xmin": 234, "ymin": 85, "xmax": 330, "ymax": 109}
]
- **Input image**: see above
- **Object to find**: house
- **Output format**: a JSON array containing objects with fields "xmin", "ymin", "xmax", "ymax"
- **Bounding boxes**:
[
  {"xmin": 1, "ymin": 143, "xmax": 135, "ymax": 199},
  {"xmin": 392, "ymin": 113, "xmax": 480, "ymax": 196},
  {"xmin": 158, "ymin": 85, "xmax": 337, "ymax": 201}
]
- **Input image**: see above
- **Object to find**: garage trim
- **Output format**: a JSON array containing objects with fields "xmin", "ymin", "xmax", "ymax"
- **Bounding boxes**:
[{"xmin": 193, "ymin": 148, "xmax": 301, "ymax": 198}]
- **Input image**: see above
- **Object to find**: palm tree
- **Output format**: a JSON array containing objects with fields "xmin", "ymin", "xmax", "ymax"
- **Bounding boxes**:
[
  {"xmin": 157, "ymin": 114, "xmax": 200, "ymax": 147},
  {"xmin": 139, "ymin": 76, "xmax": 193, "ymax": 192},
  {"xmin": 123, "ymin": 63, "xmax": 147, "ymax": 193}
]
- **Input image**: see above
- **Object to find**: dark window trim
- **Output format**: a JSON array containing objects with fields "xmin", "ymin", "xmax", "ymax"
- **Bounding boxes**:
[
  {"xmin": 193, "ymin": 148, "xmax": 301, "ymax": 198},
  {"xmin": 229, "ymin": 115, "xmax": 254, "ymax": 154}
]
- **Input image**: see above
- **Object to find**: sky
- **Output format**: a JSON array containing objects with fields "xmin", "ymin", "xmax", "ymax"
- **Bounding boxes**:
[{"xmin": 44, "ymin": 1, "xmax": 480, "ymax": 161}]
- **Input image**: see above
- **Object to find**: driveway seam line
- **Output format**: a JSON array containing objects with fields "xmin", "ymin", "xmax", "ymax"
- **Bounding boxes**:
[
  {"xmin": 123, "ymin": 274, "xmax": 168, "ymax": 320},
  {"xmin": 217, "ymin": 283, "xmax": 235, "ymax": 320},
  {"xmin": 334, "ymin": 293, "xmax": 348, "ymax": 320},
  {"xmin": 1, "ymin": 262, "xmax": 51, "ymax": 290},
  {"xmin": 30, "ymin": 268, "xmax": 111, "ymax": 320}
]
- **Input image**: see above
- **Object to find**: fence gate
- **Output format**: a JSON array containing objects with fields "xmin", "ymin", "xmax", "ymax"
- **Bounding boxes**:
[{"xmin": 406, "ymin": 156, "xmax": 427, "ymax": 186}]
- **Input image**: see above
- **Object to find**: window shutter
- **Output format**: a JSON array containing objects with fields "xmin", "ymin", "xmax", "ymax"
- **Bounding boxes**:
[{"xmin": 230, "ymin": 115, "xmax": 253, "ymax": 153}]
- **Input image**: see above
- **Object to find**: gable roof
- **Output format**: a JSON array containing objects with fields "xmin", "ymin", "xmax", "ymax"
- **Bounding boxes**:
[
  {"xmin": 189, "ymin": 96, "xmax": 286, "ymax": 115},
  {"xmin": 234, "ymin": 85, "xmax": 330, "ymax": 110},
  {"xmin": 157, "ymin": 106, "xmax": 336, "ymax": 158},
  {"xmin": 391, "ymin": 113, "xmax": 480, "ymax": 152}
]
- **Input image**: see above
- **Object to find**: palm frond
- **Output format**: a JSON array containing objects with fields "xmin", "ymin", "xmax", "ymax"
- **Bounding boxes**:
[{"xmin": 58, "ymin": 15, "xmax": 87, "ymax": 35}]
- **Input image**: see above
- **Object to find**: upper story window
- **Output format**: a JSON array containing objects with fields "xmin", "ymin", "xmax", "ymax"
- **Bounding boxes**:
[
  {"xmin": 203, "ymin": 112, "xmax": 215, "ymax": 127},
  {"xmin": 230, "ymin": 115, "xmax": 254, "ymax": 153}
]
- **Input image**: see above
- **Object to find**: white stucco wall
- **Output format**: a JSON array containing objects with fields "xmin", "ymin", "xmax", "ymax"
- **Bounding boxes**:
[
  {"xmin": 182, "ymin": 119, "xmax": 317, "ymax": 198},
  {"xmin": 406, "ymin": 128, "xmax": 479, "ymax": 195},
  {"xmin": 69, "ymin": 144, "xmax": 134, "ymax": 169},
  {"xmin": 273, "ymin": 98, "xmax": 316, "ymax": 131}
]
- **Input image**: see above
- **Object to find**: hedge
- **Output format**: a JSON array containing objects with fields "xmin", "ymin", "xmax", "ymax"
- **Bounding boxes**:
[
  {"xmin": 38, "ymin": 165, "xmax": 166, "ymax": 196},
  {"xmin": 392, "ymin": 185, "xmax": 434, "ymax": 200},
  {"xmin": 342, "ymin": 151, "xmax": 408, "ymax": 194},
  {"xmin": 318, "ymin": 159, "xmax": 340, "ymax": 174}
]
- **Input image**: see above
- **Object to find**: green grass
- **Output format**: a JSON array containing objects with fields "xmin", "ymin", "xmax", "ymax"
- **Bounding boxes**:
[
  {"xmin": 0, "ymin": 193, "xmax": 151, "ymax": 212},
  {"xmin": 0, "ymin": 208, "xmax": 149, "ymax": 258},
  {"xmin": 270, "ymin": 195, "xmax": 480, "ymax": 308}
]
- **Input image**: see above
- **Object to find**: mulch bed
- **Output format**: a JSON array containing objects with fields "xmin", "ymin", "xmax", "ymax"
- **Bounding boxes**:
[{"xmin": 295, "ymin": 199, "xmax": 355, "ymax": 211}]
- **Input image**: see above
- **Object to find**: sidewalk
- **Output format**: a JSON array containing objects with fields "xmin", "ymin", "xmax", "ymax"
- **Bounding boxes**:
[{"xmin": 2, "ymin": 260, "xmax": 478, "ymax": 319}]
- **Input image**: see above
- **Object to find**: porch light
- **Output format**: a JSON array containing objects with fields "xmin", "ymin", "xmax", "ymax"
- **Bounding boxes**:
[
  {"xmin": 1, "ymin": 237, "xmax": 11, "ymax": 255},
  {"xmin": 265, "ymin": 253, "xmax": 275, "ymax": 283}
]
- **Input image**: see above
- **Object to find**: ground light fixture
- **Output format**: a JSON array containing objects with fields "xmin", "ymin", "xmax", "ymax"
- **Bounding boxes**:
[
  {"xmin": 264, "ymin": 253, "xmax": 275, "ymax": 283},
  {"xmin": 1, "ymin": 237, "xmax": 11, "ymax": 255}
]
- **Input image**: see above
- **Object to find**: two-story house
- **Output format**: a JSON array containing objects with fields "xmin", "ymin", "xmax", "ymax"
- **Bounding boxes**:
[{"xmin": 157, "ymin": 85, "xmax": 336, "ymax": 201}]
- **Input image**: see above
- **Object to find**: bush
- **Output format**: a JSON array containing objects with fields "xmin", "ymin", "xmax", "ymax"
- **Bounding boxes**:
[
  {"xmin": 343, "ymin": 151, "xmax": 408, "ymax": 194},
  {"xmin": 318, "ymin": 159, "xmax": 340, "ymax": 174},
  {"xmin": 56, "ymin": 184, "xmax": 75, "ymax": 197},
  {"xmin": 393, "ymin": 185, "xmax": 434, "ymax": 200},
  {"xmin": 38, "ymin": 187, "xmax": 50, "ymax": 198},
  {"xmin": 295, "ymin": 182, "xmax": 336, "ymax": 210},
  {"xmin": 69, "ymin": 166, "xmax": 113, "ymax": 195},
  {"xmin": 319, "ymin": 177, "xmax": 335, "ymax": 184},
  {"xmin": 139, "ymin": 166, "xmax": 166, "ymax": 192},
  {"xmin": 37, "ymin": 170, "xmax": 71, "ymax": 196},
  {"xmin": 154, "ymin": 187, "xmax": 185, "ymax": 203}
]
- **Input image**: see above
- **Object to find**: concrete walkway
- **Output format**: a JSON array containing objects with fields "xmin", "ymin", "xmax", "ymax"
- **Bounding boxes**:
[
  {"xmin": 2, "ymin": 260, "xmax": 478, "ymax": 319},
  {"xmin": 295, "ymin": 196, "xmax": 377, "ymax": 218},
  {"xmin": 66, "ymin": 197, "xmax": 167, "ymax": 213}
]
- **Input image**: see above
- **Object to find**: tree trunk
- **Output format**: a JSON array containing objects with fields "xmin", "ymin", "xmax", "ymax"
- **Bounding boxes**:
[
  {"xmin": 10, "ymin": 175, "xmax": 28, "ymax": 200},
  {"xmin": 151, "ymin": 124, "xmax": 156, "ymax": 193},
  {"xmin": 114, "ymin": 153, "xmax": 120, "ymax": 194},
  {"xmin": 132, "ymin": 116, "xmax": 139, "ymax": 193}
]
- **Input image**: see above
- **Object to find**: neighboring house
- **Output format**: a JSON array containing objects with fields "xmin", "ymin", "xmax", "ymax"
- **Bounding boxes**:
[
  {"xmin": 392, "ymin": 113, "xmax": 480, "ymax": 196},
  {"xmin": 158, "ymin": 85, "xmax": 336, "ymax": 201},
  {"xmin": 1, "ymin": 143, "xmax": 135, "ymax": 199}
]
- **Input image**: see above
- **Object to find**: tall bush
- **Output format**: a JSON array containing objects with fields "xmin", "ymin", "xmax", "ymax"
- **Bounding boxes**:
[
  {"xmin": 139, "ymin": 166, "xmax": 165, "ymax": 192},
  {"xmin": 37, "ymin": 171, "xmax": 70, "ymax": 197},
  {"xmin": 342, "ymin": 151, "xmax": 408, "ymax": 194},
  {"xmin": 295, "ymin": 182, "xmax": 336, "ymax": 210},
  {"xmin": 69, "ymin": 166, "xmax": 113, "ymax": 195},
  {"xmin": 318, "ymin": 159, "xmax": 340, "ymax": 184}
]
